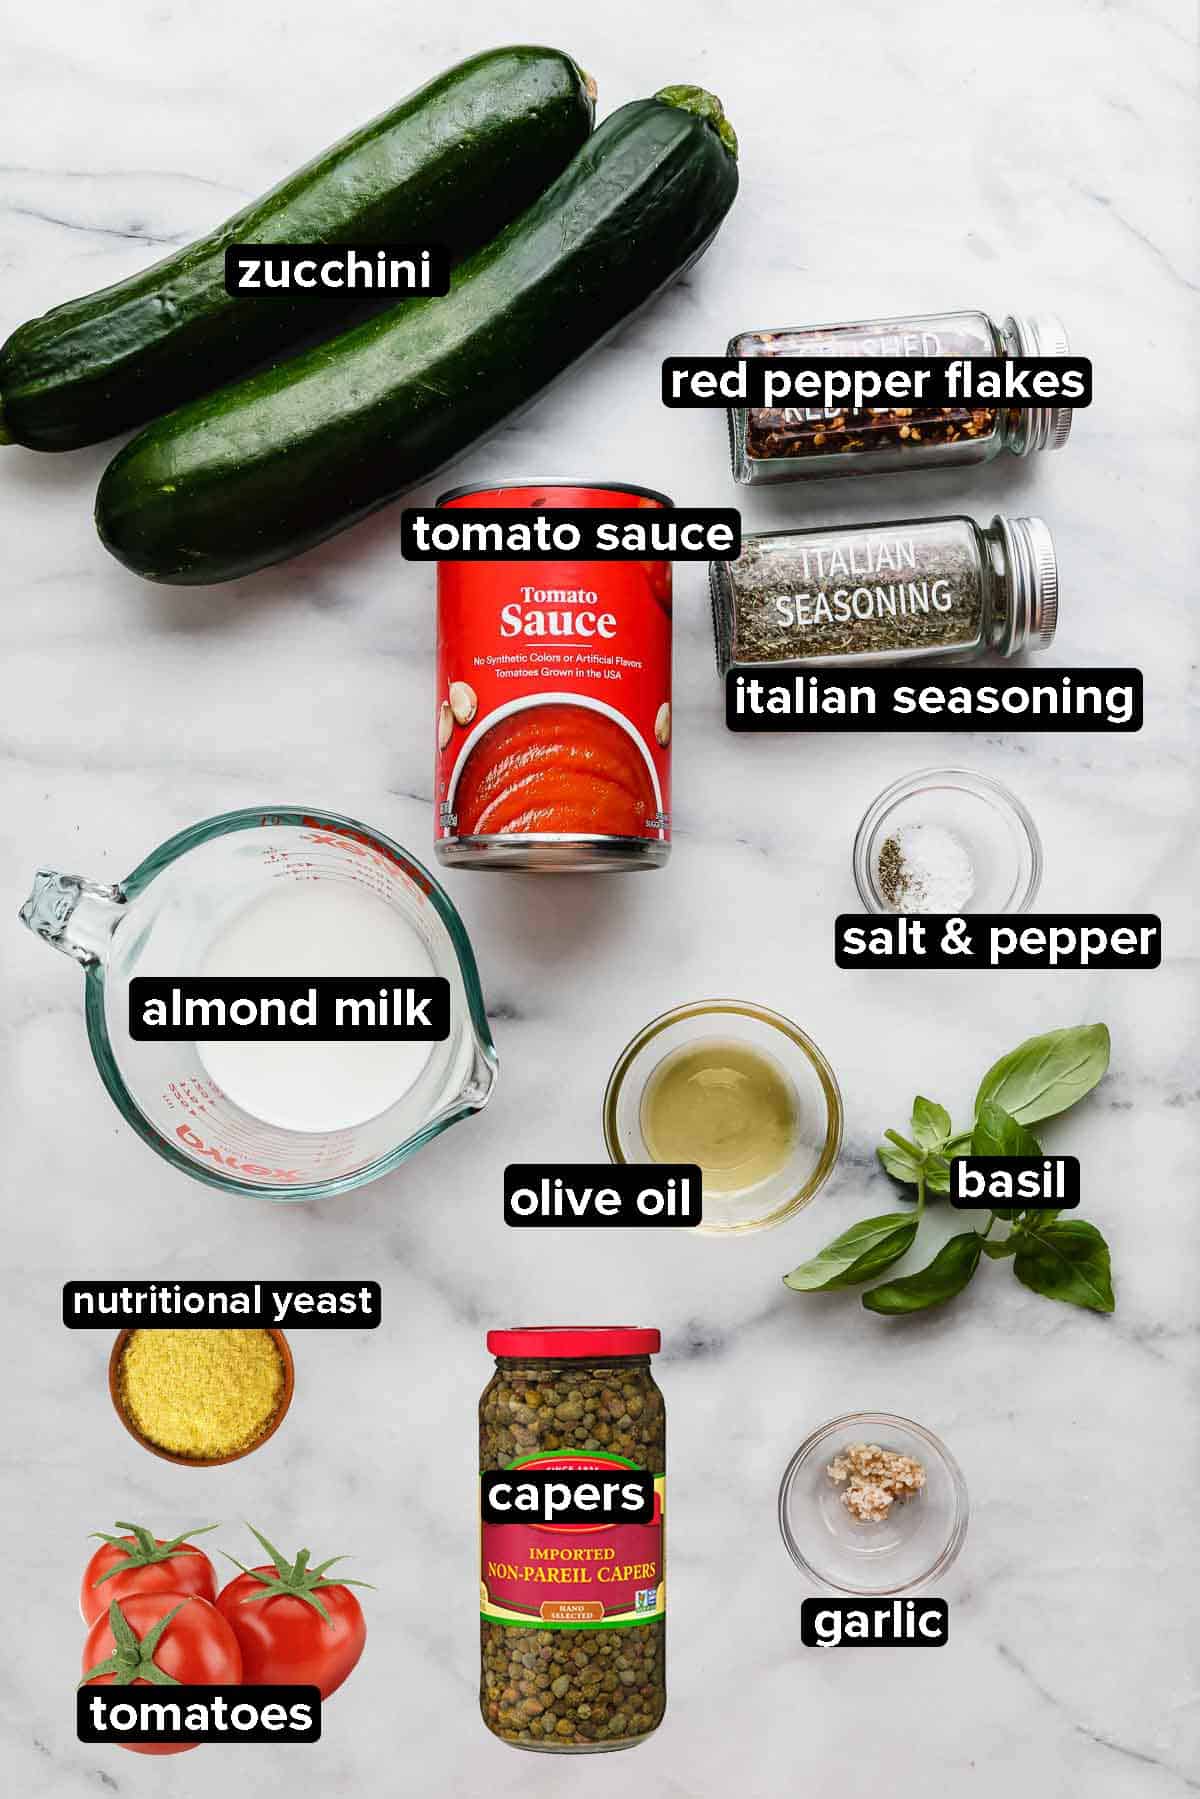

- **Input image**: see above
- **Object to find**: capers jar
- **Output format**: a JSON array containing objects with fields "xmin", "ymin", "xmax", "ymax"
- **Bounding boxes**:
[{"xmin": 479, "ymin": 1327, "xmax": 665, "ymax": 1752}]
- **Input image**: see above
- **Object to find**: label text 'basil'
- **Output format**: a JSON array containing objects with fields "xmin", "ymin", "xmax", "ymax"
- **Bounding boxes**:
[{"xmin": 950, "ymin": 1155, "xmax": 1079, "ymax": 1211}]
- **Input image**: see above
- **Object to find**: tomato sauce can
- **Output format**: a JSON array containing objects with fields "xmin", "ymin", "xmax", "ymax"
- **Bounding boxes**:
[{"xmin": 434, "ymin": 481, "xmax": 673, "ymax": 871}]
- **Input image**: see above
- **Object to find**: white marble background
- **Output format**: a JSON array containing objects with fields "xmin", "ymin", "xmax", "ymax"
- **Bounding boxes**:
[{"xmin": 2, "ymin": 0, "xmax": 1197, "ymax": 1793}]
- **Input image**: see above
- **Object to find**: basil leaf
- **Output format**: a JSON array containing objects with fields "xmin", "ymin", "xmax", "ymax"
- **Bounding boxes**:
[
  {"xmin": 1012, "ymin": 1219, "xmax": 1115, "ymax": 1313},
  {"xmin": 862, "ymin": 1231, "xmax": 983, "ymax": 1314},
  {"xmin": 975, "ymin": 1024, "xmax": 1110, "ymax": 1126},
  {"xmin": 924, "ymin": 1157, "xmax": 951, "ymax": 1195},
  {"xmin": 971, "ymin": 1100, "xmax": 1042, "ymax": 1159},
  {"xmin": 982, "ymin": 1237, "xmax": 1017, "ymax": 1259},
  {"xmin": 876, "ymin": 1144, "xmax": 923, "ymax": 1185},
  {"xmin": 966, "ymin": 1102, "xmax": 1042, "ymax": 1215},
  {"xmin": 784, "ymin": 1213, "xmax": 920, "ymax": 1292},
  {"xmin": 911, "ymin": 1095, "xmax": 952, "ymax": 1151}
]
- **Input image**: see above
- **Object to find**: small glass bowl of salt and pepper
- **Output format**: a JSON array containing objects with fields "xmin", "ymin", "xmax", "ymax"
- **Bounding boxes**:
[{"xmin": 853, "ymin": 768, "xmax": 1042, "ymax": 915}]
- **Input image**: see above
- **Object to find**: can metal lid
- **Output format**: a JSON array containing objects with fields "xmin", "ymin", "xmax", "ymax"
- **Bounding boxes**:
[
  {"xmin": 437, "ymin": 480, "xmax": 673, "ymax": 508},
  {"xmin": 487, "ymin": 1326, "xmax": 661, "ymax": 1359},
  {"xmin": 1005, "ymin": 313, "xmax": 1074, "ymax": 453},
  {"xmin": 995, "ymin": 515, "xmax": 1059, "ymax": 654}
]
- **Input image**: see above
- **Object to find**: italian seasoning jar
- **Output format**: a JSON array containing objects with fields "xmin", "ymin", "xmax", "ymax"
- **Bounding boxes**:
[
  {"xmin": 728, "ymin": 310, "xmax": 1072, "ymax": 483},
  {"xmin": 711, "ymin": 513, "xmax": 1057, "ymax": 673},
  {"xmin": 479, "ymin": 1327, "xmax": 665, "ymax": 1753}
]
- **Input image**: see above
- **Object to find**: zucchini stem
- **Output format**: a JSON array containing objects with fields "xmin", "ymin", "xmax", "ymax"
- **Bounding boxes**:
[{"xmin": 654, "ymin": 84, "xmax": 738, "ymax": 158}]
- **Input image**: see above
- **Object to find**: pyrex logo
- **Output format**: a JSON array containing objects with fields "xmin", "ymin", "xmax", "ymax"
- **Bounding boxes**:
[
  {"xmin": 175, "ymin": 1124, "xmax": 301, "ymax": 1183},
  {"xmin": 299, "ymin": 826, "xmax": 432, "ymax": 897}
]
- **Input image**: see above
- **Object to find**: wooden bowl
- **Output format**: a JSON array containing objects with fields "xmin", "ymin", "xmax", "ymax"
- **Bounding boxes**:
[{"xmin": 108, "ymin": 1328, "xmax": 294, "ymax": 1467}]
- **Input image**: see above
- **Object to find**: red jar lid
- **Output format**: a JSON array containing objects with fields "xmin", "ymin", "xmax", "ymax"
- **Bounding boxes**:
[{"xmin": 487, "ymin": 1326, "xmax": 660, "ymax": 1359}]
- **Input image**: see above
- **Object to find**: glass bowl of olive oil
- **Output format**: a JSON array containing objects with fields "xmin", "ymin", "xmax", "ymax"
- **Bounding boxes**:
[{"xmin": 603, "ymin": 1000, "xmax": 843, "ymax": 1234}]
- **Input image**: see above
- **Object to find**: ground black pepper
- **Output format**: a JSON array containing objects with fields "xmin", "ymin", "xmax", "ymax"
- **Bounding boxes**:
[{"xmin": 877, "ymin": 836, "xmax": 906, "ymax": 908}]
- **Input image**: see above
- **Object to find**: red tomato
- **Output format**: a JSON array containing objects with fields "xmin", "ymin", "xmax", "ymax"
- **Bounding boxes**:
[
  {"xmin": 217, "ymin": 1563, "xmax": 367, "ymax": 1697},
  {"xmin": 81, "ymin": 1592, "xmax": 242, "ymax": 1757},
  {"xmin": 80, "ymin": 1522, "xmax": 218, "ymax": 1625}
]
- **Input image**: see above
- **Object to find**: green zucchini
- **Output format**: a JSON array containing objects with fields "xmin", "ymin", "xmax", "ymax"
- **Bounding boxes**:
[
  {"xmin": 95, "ymin": 87, "xmax": 738, "ymax": 586},
  {"xmin": 0, "ymin": 47, "xmax": 594, "ymax": 452}
]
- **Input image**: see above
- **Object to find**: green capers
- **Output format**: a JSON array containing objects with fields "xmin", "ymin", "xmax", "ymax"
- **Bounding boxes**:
[{"xmin": 480, "ymin": 1346, "xmax": 666, "ymax": 1753}]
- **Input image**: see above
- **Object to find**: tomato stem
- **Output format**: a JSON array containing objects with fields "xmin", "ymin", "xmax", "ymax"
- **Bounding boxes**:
[
  {"xmin": 89, "ymin": 1521, "xmax": 219, "ymax": 1587},
  {"xmin": 80, "ymin": 1599, "xmax": 185, "ymax": 1687},
  {"xmin": 223, "ymin": 1524, "xmax": 376, "ymax": 1628}
]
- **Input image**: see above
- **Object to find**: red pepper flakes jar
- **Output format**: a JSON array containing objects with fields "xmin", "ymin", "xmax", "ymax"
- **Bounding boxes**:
[
  {"xmin": 728, "ymin": 309, "xmax": 1073, "ymax": 483},
  {"xmin": 479, "ymin": 1326, "xmax": 666, "ymax": 1751},
  {"xmin": 435, "ymin": 482, "xmax": 672, "ymax": 872}
]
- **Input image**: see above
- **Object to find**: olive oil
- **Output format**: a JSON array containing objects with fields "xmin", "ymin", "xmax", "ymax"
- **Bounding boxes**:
[{"xmin": 639, "ymin": 1036, "xmax": 798, "ymax": 1195}]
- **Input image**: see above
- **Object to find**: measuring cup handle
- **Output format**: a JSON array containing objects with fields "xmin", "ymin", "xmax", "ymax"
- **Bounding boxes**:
[{"xmin": 18, "ymin": 868, "xmax": 126, "ymax": 966}]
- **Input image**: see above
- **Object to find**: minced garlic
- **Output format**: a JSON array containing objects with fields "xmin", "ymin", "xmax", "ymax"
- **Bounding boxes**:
[
  {"xmin": 118, "ymin": 1329, "xmax": 285, "ymax": 1461},
  {"xmin": 826, "ymin": 1442, "xmax": 926, "ymax": 1524}
]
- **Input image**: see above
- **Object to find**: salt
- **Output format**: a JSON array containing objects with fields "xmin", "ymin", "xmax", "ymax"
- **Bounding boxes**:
[{"xmin": 877, "ymin": 823, "xmax": 975, "ymax": 914}]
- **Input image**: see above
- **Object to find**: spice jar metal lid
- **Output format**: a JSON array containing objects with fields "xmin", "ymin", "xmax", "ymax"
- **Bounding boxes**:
[
  {"xmin": 1004, "ymin": 313, "xmax": 1074, "ymax": 453},
  {"xmin": 994, "ymin": 514, "xmax": 1059, "ymax": 654},
  {"xmin": 487, "ymin": 1326, "xmax": 661, "ymax": 1358}
]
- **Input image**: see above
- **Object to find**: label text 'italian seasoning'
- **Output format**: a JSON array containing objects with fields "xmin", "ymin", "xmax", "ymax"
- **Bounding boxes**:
[{"xmin": 726, "ymin": 669, "xmax": 1142, "ymax": 731}]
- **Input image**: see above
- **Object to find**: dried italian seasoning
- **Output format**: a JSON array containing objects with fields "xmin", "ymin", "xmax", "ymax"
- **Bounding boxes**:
[{"xmin": 711, "ymin": 514, "xmax": 1057, "ymax": 672}]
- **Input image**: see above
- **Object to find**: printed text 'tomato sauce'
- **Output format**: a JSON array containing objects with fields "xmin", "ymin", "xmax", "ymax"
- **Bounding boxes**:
[{"xmin": 435, "ymin": 483, "xmax": 672, "ymax": 871}]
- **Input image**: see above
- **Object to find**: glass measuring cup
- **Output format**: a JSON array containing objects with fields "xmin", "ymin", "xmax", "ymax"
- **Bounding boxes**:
[{"xmin": 19, "ymin": 807, "xmax": 498, "ymax": 1199}]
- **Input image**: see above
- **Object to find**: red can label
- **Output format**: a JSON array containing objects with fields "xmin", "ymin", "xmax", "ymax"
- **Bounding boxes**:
[
  {"xmin": 436, "ymin": 485, "xmax": 672, "ymax": 850},
  {"xmin": 480, "ymin": 1454, "xmax": 666, "ymax": 1630}
]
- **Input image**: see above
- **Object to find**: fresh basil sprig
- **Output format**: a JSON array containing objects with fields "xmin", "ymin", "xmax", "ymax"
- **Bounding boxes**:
[{"xmin": 783, "ymin": 1024, "xmax": 1114, "ymax": 1317}]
